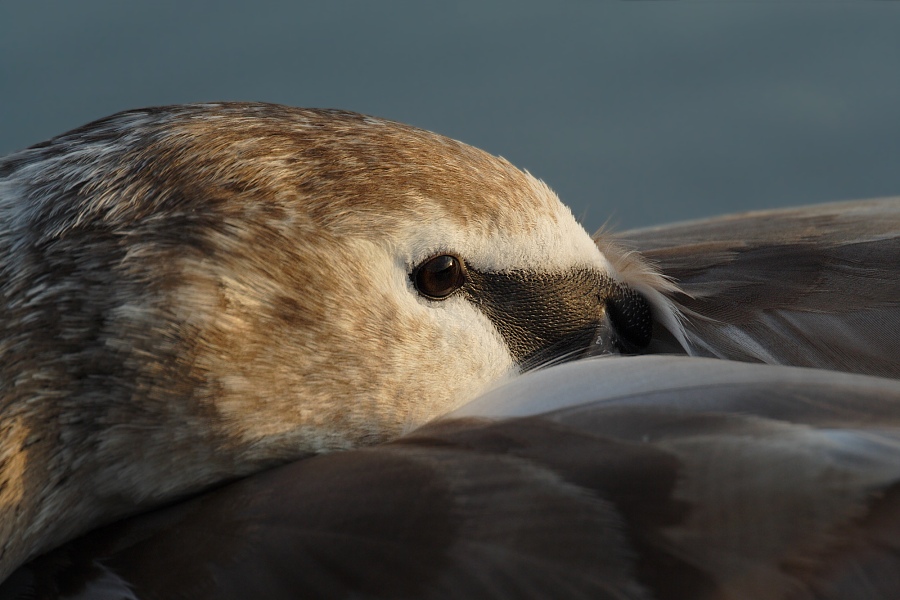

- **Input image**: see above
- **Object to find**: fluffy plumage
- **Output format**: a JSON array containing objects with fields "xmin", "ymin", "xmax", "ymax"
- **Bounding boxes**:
[
  {"xmin": 1, "ymin": 104, "xmax": 899, "ymax": 598},
  {"xmin": 0, "ymin": 103, "xmax": 664, "ymax": 583}
]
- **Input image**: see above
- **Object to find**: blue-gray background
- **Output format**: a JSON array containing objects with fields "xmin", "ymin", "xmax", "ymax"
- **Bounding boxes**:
[{"xmin": 2, "ymin": 1, "xmax": 899, "ymax": 233}]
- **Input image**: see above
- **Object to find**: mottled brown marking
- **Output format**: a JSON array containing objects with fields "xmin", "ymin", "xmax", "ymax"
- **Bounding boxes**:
[{"xmin": 0, "ymin": 103, "xmax": 606, "ymax": 580}]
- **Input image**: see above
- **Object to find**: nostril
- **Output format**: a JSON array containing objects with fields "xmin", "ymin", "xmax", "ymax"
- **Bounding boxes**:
[{"xmin": 605, "ymin": 283, "xmax": 653, "ymax": 353}]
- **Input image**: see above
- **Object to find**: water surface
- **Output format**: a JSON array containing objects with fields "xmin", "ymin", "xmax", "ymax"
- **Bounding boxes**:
[{"xmin": 3, "ymin": 1, "xmax": 899, "ymax": 232}]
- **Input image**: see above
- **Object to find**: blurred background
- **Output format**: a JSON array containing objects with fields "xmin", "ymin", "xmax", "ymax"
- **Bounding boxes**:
[{"xmin": 2, "ymin": 1, "xmax": 899, "ymax": 233}]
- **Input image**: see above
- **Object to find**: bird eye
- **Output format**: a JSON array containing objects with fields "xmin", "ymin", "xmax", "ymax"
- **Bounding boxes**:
[{"xmin": 412, "ymin": 255, "xmax": 466, "ymax": 299}]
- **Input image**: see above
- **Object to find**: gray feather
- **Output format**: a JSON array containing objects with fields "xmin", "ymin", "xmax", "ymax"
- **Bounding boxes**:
[
  {"xmin": 6, "ymin": 357, "xmax": 900, "ymax": 600},
  {"xmin": 615, "ymin": 199, "xmax": 900, "ymax": 377}
]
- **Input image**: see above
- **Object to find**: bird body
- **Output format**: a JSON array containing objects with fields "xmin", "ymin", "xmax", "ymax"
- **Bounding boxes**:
[
  {"xmin": 0, "ymin": 103, "xmax": 669, "ymax": 584},
  {"xmin": 9, "ymin": 357, "xmax": 900, "ymax": 599},
  {"xmin": 0, "ymin": 104, "xmax": 898, "ymax": 598}
]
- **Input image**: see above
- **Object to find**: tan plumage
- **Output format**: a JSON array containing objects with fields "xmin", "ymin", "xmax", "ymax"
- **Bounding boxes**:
[
  {"xmin": 1, "ymin": 104, "xmax": 900, "ymax": 599},
  {"xmin": 0, "ymin": 103, "xmax": 656, "ymax": 583}
]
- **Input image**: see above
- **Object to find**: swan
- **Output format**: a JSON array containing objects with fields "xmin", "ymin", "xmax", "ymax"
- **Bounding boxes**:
[{"xmin": 1, "ymin": 103, "xmax": 898, "ymax": 599}]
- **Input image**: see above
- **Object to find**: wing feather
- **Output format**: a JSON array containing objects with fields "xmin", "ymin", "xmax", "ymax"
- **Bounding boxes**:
[
  {"xmin": 606, "ymin": 199, "xmax": 900, "ymax": 378},
  {"xmin": 7, "ymin": 357, "xmax": 900, "ymax": 600}
]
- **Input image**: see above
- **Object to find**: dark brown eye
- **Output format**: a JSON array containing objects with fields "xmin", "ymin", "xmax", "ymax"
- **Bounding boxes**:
[{"xmin": 412, "ymin": 255, "xmax": 466, "ymax": 299}]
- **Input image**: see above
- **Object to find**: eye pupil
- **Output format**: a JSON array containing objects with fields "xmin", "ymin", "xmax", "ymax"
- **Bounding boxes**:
[{"xmin": 413, "ymin": 255, "xmax": 465, "ymax": 299}]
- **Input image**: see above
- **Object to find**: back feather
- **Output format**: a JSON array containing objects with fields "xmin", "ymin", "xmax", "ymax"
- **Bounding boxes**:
[
  {"xmin": 604, "ymin": 198, "xmax": 900, "ymax": 378},
  {"xmin": 5, "ymin": 357, "xmax": 900, "ymax": 600}
]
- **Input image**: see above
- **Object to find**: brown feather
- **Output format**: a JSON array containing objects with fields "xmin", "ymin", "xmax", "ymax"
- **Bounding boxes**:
[{"xmin": 7, "ymin": 359, "xmax": 900, "ymax": 599}]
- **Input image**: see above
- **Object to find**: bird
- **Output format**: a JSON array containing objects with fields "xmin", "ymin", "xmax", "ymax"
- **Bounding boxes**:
[{"xmin": 0, "ymin": 103, "xmax": 899, "ymax": 599}]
